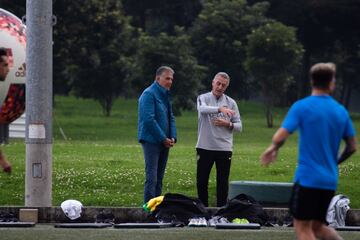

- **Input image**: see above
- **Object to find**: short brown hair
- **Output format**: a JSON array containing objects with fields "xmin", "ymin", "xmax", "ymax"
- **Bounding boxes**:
[{"xmin": 310, "ymin": 63, "xmax": 336, "ymax": 89}]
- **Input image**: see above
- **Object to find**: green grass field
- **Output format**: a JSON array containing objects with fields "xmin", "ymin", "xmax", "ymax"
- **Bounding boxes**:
[
  {"xmin": 0, "ymin": 96, "xmax": 359, "ymax": 207},
  {"xmin": 1, "ymin": 226, "xmax": 360, "ymax": 240}
]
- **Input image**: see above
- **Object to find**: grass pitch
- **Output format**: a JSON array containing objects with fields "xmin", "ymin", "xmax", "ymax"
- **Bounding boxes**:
[
  {"xmin": 0, "ymin": 96, "xmax": 358, "ymax": 207},
  {"xmin": 1, "ymin": 225, "xmax": 360, "ymax": 240}
]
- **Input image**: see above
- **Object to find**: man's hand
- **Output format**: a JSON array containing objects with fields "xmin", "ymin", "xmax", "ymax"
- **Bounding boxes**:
[
  {"xmin": 219, "ymin": 106, "xmax": 235, "ymax": 117},
  {"xmin": 163, "ymin": 138, "xmax": 175, "ymax": 148},
  {"xmin": 260, "ymin": 144, "xmax": 278, "ymax": 166},
  {"xmin": 260, "ymin": 128, "xmax": 289, "ymax": 166},
  {"xmin": 212, "ymin": 118, "xmax": 231, "ymax": 128}
]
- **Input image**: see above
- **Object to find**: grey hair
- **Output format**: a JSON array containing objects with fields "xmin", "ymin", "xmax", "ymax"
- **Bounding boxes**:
[
  {"xmin": 156, "ymin": 66, "xmax": 175, "ymax": 76},
  {"xmin": 215, "ymin": 72, "xmax": 230, "ymax": 81}
]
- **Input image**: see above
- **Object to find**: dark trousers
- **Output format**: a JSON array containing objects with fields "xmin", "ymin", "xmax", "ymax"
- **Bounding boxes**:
[{"xmin": 196, "ymin": 148, "xmax": 232, "ymax": 207}]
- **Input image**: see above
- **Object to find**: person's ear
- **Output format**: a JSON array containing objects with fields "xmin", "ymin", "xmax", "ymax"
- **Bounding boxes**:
[{"xmin": 330, "ymin": 78, "xmax": 336, "ymax": 91}]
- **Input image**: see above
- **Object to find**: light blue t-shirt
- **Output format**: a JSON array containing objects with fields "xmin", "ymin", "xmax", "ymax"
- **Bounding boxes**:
[{"xmin": 282, "ymin": 95, "xmax": 356, "ymax": 191}]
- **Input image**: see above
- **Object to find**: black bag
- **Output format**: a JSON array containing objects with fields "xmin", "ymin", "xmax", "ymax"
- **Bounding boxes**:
[
  {"xmin": 152, "ymin": 193, "xmax": 209, "ymax": 225},
  {"xmin": 214, "ymin": 193, "xmax": 269, "ymax": 225}
]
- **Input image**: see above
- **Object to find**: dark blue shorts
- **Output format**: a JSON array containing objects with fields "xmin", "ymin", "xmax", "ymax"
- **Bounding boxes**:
[{"xmin": 289, "ymin": 183, "xmax": 334, "ymax": 222}]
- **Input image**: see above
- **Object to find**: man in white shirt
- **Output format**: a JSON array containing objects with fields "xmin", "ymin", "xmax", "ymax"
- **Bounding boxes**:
[{"xmin": 196, "ymin": 72, "xmax": 242, "ymax": 207}]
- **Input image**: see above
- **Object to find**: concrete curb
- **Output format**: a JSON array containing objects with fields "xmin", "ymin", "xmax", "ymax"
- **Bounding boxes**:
[{"xmin": 1, "ymin": 207, "xmax": 359, "ymax": 225}]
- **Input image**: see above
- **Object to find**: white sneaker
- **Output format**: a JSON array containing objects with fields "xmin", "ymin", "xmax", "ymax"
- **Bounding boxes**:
[
  {"xmin": 208, "ymin": 216, "xmax": 229, "ymax": 226},
  {"xmin": 188, "ymin": 218, "xmax": 198, "ymax": 227},
  {"xmin": 197, "ymin": 217, "xmax": 208, "ymax": 227},
  {"xmin": 218, "ymin": 217, "xmax": 229, "ymax": 224},
  {"xmin": 208, "ymin": 218, "xmax": 216, "ymax": 227}
]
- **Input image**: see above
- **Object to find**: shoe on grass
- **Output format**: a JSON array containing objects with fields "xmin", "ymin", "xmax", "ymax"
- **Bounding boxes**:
[
  {"xmin": 188, "ymin": 218, "xmax": 198, "ymax": 227},
  {"xmin": 197, "ymin": 217, "xmax": 208, "ymax": 227},
  {"xmin": 232, "ymin": 218, "xmax": 249, "ymax": 224}
]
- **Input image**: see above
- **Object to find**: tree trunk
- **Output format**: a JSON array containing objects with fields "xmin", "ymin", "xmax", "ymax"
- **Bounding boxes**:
[
  {"xmin": 105, "ymin": 97, "xmax": 113, "ymax": 117},
  {"xmin": 262, "ymin": 85, "xmax": 274, "ymax": 128},
  {"xmin": 299, "ymin": 51, "xmax": 311, "ymax": 98},
  {"xmin": 266, "ymin": 105, "xmax": 273, "ymax": 128},
  {"xmin": 99, "ymin": 96, "xmax": 113, "ymax": 117}
]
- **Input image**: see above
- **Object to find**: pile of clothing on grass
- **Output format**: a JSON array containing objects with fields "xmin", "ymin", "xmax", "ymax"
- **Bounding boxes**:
[
  {"xmin": 143, "ymin": 193, "xmax": 269, "ymax": 227},
  {"xmin": 143, "ymin": 193, "xmax": 353, "ymax": 228}
]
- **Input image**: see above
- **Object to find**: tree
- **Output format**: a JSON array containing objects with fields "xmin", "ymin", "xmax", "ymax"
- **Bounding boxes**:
[
  {"xmin": 245, "ymin": 21, "xmax": 304, "ymax": 127},
  {"xmin": 53, "ymin": 0, "xmax": 136, "ymax": 116},
  {"xmin": 0, "ymin": 0, "xmax": 25, "ymax": 17},
  {"xmin": 122, "ymin": 0, "xmax": 202, "ymax": 35},
  {"xmin": 249, "ymin": 0, "xmax": 360, "ymax": 100},
  {"xmin": 190, "ymin": 0, "xmax": 270, "ymax": 99},
  {"xmin": 329, "ymin": 42, "xmax": 360, "ymax": 109},
  {"xmin": 131, "ymin": 28, "xmax": 206, "ymax": 115}
]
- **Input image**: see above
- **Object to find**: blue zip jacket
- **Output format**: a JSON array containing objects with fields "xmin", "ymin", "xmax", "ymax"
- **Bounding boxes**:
[{"xmin": 138, "ymin": 81, "xmax": 177, "ymax": 144}]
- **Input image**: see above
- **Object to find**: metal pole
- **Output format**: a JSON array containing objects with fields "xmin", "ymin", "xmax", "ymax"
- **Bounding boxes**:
[{"xmin": 25, "ymin": 0, "xmax": 53, "ymax": 207}]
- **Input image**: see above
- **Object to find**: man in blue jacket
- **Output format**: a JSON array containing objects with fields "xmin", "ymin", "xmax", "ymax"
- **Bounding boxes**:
[
  {"xmin": 261, "ymin": 63, "xmax": 357, "ymax": 240},
  {"xmin": 138, "ymin": 66, "xmax": 177, "ymax": 203}
]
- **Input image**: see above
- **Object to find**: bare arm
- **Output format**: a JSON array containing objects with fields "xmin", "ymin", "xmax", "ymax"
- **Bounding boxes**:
[
  {"xmin": 261, "ymin": 128, "xmax": 290, "ymax": 166},
  {"xmin": 338, "ymin": 136, "xmax": 357, "ymax": 165}
]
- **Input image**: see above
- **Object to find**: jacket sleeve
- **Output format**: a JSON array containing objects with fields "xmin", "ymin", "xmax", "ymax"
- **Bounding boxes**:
[
  {"xmin": 231, "ymin": 100, "xmax": 242, "ymax": 132},
  {"xmin": 197, "ymin": 95, "xmax": 219, "ymax": 114},
  {"xmin": 140, "ymin": 92, "xmax": 167, "ymax": 142},
  {"xmin": 169, "ymin": 103, "xmax": 177, "ymax": 140}
]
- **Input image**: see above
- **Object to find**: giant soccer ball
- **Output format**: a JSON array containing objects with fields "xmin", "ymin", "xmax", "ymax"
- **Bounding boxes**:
[{"xmin": 0, "ymin": 8, "xmax": 26, "ymax": 124}]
